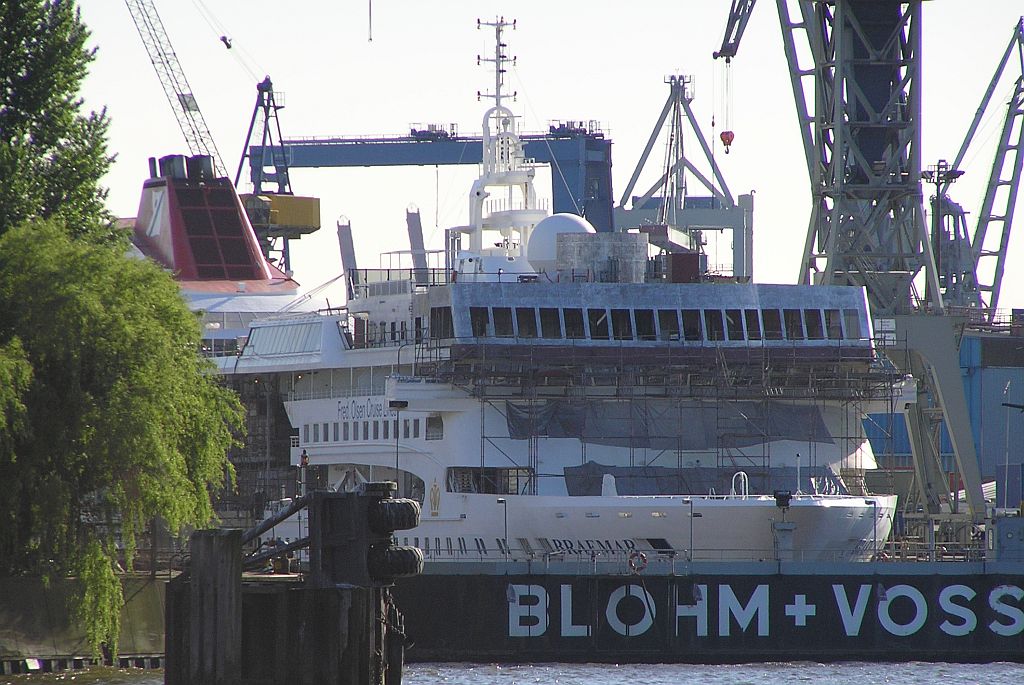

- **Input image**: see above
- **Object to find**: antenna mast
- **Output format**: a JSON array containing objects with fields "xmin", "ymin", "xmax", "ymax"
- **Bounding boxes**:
[{"xmin": 476, "ymin": 17, "xmax": 517, "ymax": 111}]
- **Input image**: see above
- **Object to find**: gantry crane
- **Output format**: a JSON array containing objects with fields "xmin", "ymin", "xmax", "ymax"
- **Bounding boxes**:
[{"xmin": 125, "ymin": 0, "xmax": 228, "ymax": 177}]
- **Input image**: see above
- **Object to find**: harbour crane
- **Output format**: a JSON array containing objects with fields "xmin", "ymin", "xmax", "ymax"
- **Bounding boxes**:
[
  {"xmin": 234, "ymin": 76, "xmax": 321, "ymax": 274},
  {"xmin": 125, "ymin": 0, "xmax": 228, "ymax": 177},
  {"xmin": 235, "ymin": 76, "xmax": 291, "ymax": 195},
  {"xmin": 930, "ymin": 18, "xmax": 1024, "ymax": 322},
  {"xmin": 713, "ymin": 10, "xmax": 935, "ymax": 334},
  {"xmin": 713, "ymin": 1, "xmax": 993, "ymax": 545}
]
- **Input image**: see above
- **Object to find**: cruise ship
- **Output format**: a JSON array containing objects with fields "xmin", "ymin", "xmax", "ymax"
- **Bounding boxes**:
[{"xmin": 221, "ymin": 21, "xmax": 901, "ymax": 566}]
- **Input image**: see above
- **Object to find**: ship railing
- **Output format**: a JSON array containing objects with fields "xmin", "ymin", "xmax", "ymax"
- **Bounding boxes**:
[
  {"xmin": 349, "ymin": 267, "xmax": 453, "ymax": 294},
  {"xmin": 287, "ymin": 385, "xmax": 386, "ymax": 402},
  {"xmin": 411, "ymin": 543, "xmax": 906, "ymax": 569},
  {"xmin": 880, "ymin": 537, "xmax": 987, "ymax": 563}
]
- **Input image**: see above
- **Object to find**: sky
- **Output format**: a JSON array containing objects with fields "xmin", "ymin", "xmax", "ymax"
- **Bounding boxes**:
[{"xmin": 79, "ymin": 1, "xmax": 1024, "ymax": 312}]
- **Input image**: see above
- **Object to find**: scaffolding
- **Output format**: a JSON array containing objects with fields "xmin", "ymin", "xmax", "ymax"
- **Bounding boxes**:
[{"xmin": 414, "ymin": 336, "xmax": 900, "ymax": 496}]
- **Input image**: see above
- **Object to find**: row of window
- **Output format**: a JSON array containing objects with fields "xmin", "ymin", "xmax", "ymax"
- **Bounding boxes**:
[
  {"xmin": 302, "ymin": 416, "xmax": 443, "ymax": 445},
  {"xmin": 464, "ymin": 306, "xmax": 864, "ymax": 343}
]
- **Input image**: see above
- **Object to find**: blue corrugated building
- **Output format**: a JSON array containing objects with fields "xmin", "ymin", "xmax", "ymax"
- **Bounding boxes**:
[{"xmin": 866, "ymin": 328, "xmax": 1024, "ymax": 508}]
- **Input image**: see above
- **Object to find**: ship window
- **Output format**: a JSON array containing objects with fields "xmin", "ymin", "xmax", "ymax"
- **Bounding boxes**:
[
  {"xmin": 390, "ymin": 321, "xmax": 397, "ymax": 342},
  {"xmin": 426, "ymin": 415, "xmax": 443, "ymax": 440},
  {"xmin": 611, "ymin": 309, "xmax": 633, "ymax": 340},
  {"xmin": 635, "ymin": 309, "xmax": 656, "ymax": 340},
  {"xmin": 825, "ymin": 309, "xmax": 842, "ymax": 339},
  {"xmin": 516, "ymin": 307, "xmax": 538, "ymax": 338},
  {"xmin": 744, "ymin": 309, "xmax": 762, "ymax": 340},
  {"xmin": 413, "ymin": 419, "xmax": 420, "ymax": 438},
  {"xmin": 681, "ymin": 309, "xmax": 702, "ymax": 341},
  {"xmin": 658, "ymin": 309, "xmax": 680, "ymax": 341},
  {"xmin": 843, "ymin": 309, "xmax": 862, "ymax": 339},
  {"xmin": 725, "ymin": 309, "xmax": 744, "ymax": 341},
  {"xmin": 362, "ymin": 421, "xmax": 369, "ymax": 440},
  {"xmin": 784, "ymin": 309, "xmax": 804, "ymax": 339},
  {"xmin": 303, "ymin": 424, "xmax": 309, "ymax": 443},
  {"xmin": 343, "ymin": 422, "xmax": 350, "ymax": 441},
  {"xmin": 322, "ymin": 423, "xmax": 329, "ymax": 442},
  {"xmin": 383, "ymin": 420, "xmax": 389, "ymax": 440},
  {"xmin": 429, "ymin": 306, "xmax": 454, "ymax": 339},
  {"xmin": 373, "ymin": 421, "xmax": 380, "ymax": 440},
  {"xmin": 470, "ymin": 307, "xmax": 490, "ymax": 337},
  {"xmin": 763, "ymin": 309, "xmax": 784, "ymax": 340},
  {"xmin": 493, "ymin": 307, "xmax": 514, "ymax": 337},
  {"xmin": 313, "ymin": 423, "xmax": 320, "ymax": 442},
  {"xmin": 539, "ymin": 308, "xmax": 562, "ymax": 338},
  {"xmin": 400, "ymin": 320, "xmax": 407, "ymax": 341},
  {"xmin": 804, "ymin": 309, "xmax": 824, "ymax": 339},
  {"xmin": 564, "ymin": 308, "xmax": 585, "ymax": 339},
  {"xmin": 445, "ymin": 466, "xmax": 533, "ymax": 494},
  {"xmin": 333, "ymin": 422, "xmax": 339, "ymax": 441},
  {"xmin": 352, "ymin": 422, "xmax": 359, "ymax": 441},
  {"xmin": 403, "ymin": 419, "xmax": 410, "ymax": 439},
  {"xmin": 704, "ymin": 310, "xmax": 725, "ymax": 341},
  {"xmin": 588, "ymin": 309, "xmax": 610, "ymax": 340}
]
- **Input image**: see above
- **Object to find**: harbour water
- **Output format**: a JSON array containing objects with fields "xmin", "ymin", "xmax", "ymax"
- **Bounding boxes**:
[
  {"xmin": 3, "ymin": 662, "xmax": 1023, "ymax": 685},
  {"xmin": 406, "ymin": 662, "xmax": 1024, "ymax": 684}
]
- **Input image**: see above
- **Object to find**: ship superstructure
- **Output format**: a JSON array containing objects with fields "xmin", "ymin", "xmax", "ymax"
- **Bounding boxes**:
[{"xmin": 221, "ymin": 19, "xmax": 901, "ymax": 564}]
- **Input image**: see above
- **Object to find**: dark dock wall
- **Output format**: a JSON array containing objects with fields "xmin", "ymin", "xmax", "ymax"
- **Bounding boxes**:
[
  {"xmin": 393, "ymin": 567, "xmax": 1024, "ymax": 663},
  {"xmin": 165, "ymin": 516, "xmax": 411, "ymax": 685},
  {"xmin": 166, "ymin": 577, "xmax": 379, "ymax": 685},
  {"xmin": 0, "ymin": 575, "xmax": 165, "ymax": 673}
]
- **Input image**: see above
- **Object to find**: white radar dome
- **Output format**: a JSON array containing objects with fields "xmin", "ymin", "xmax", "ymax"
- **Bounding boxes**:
[{"xmin": 526, "ymin": 213, "xmax": 597, "ymax": 273}]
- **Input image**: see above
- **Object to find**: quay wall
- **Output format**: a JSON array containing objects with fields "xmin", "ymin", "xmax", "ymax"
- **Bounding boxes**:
[{"xmin": 0, "ymin": 575, "xmax": 165, "ymax": 672}]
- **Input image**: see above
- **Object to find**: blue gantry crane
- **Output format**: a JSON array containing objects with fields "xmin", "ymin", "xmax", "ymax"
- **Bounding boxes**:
[{"xmin": 243, "ymin": 123, "xmax": 615, "ymax": 233}]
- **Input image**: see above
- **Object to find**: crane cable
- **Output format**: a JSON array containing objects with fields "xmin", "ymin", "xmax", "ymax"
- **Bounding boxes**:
[
  {"xmin": 720, "ymin": 58, "xmax": 735, "ymax": 154},
  {"xmin": 189, "ymin": 0, "xmax": 264, "ymax": 83},
  {"xmin": 510, "ymin": 62, "xmax": 583, "ymax": 217}
]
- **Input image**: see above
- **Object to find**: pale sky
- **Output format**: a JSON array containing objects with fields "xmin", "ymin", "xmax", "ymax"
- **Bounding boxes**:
[{"xmin": 79, "ymin": 1, "xmax": 1024, "ymax": 312}]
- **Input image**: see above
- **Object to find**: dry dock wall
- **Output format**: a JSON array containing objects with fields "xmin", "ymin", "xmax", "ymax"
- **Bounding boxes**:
[
  {"xmin": 0, "ymin": 575, "xmax": 165, "ymax": 671},
  {"xmin": 392, "ymin": 564, "xmax": 1024, "ymax": 663}
]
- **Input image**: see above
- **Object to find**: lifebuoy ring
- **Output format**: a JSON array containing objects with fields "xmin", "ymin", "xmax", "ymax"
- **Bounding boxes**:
[{"xmin": 628, "ymin": 550, "xmax": 648, "ymax": 574}]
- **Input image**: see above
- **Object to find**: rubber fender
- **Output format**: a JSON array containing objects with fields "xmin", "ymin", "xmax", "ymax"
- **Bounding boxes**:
[
  {"xmin": 368, "ymin": 545, "xmax": 424, "ymax": 580},
  {"xmin": 369, "ymin": 498, "xmax": 421, "ymax": 533}
]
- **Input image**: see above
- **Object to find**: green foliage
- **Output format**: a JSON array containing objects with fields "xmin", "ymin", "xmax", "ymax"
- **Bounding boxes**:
[
  {"xmin": 0, "ymin": 0, "xmax": 116, "ymax": 242},
  {"xmin": 0, "ymin": 0, "xmax": 245, "ymax": 655},
  {"xmin": 0, "ymin": 338, "xmax": 31, "ymax": 455},
  {"xmin": 76, "ymin": 540, "xmax": 123, "ymax": 658},
  {"xmin": 0, "ymin": 222, "xmax": 244, "ymax": 651}
]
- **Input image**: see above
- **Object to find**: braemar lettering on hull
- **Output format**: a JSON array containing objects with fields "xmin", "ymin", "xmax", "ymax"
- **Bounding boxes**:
[{"xmin": 507, "ymin": 582, "xmax": 1024, "ymax": 639}]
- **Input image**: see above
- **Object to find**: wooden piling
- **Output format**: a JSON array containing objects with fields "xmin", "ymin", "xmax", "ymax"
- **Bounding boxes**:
[
  {"xmin": 165, "ymin": 488, "xmax": 418, "ymax": 684},
  {"xmin": 166, "ymin": 529, "xmax": 242, "ymax": 685}
]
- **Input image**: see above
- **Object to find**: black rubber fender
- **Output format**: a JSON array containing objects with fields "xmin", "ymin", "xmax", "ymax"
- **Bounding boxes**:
[
  {"xmin": 368, "ymin": 545, "xmax": 424, "ymax": 579},
  {"xmin": 369, "ymin": 498, "xmax": 421, "ymax": 533}
]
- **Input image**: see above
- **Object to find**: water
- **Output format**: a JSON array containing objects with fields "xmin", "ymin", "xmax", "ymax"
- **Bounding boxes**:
[
  {"xmin": 3, "ymin": 662, "xmax": 1022, "ymax": 685},
  {"xmin": 406, "ymin": 663, "xmax": 1023, "ymax": 684}
]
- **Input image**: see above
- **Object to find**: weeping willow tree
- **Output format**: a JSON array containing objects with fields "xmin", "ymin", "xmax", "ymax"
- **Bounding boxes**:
[
  {"xmin": 0, "ymin": 221, "xmax": 244, "ymax": 653},
  {"xmin": 0, "ymin": 1, "xmax": 245, "ymax": 654}
]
